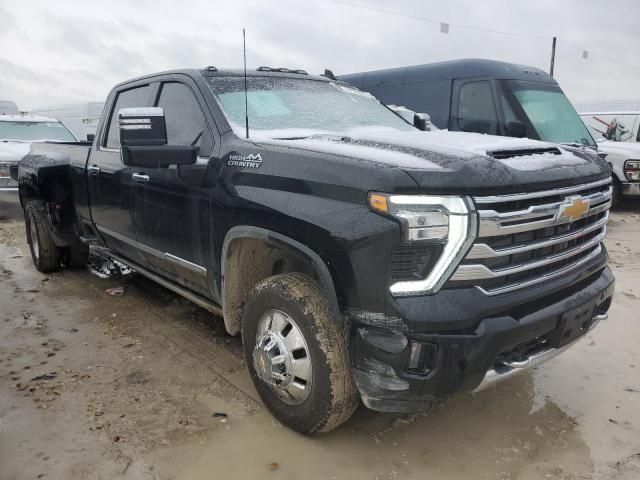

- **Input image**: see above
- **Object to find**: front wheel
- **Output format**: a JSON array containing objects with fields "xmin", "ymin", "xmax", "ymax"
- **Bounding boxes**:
[{"xmin": 242, "ymin": 273, "xmax": 359, "ymax": 435}]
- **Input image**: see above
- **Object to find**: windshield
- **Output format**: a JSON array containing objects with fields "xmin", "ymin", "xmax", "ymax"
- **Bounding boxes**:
[
  {"xmin": 500, "ymin": 80, "xmax": 596, "ymax": 147},
  {"xmin": 0, "ymin": 120, "xmax": 76, "ymax": 142},
  {"xmin": 206, "ymin": 76, "xmax": 414, "ymax": 138}
]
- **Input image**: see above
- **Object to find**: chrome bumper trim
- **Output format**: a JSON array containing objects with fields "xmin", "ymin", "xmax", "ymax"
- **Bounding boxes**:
[{"xmin": 473, "ymin": 313, "xmax": 607, "ymax": 393}]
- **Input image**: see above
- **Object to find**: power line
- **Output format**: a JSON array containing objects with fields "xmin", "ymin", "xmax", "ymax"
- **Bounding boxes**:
[
  {"xmin": 556, "ymin": 39, "xmax": 640, "ymax": 74},
  {"xmin": 327, "ymin": 0, "xmax": 548, "ymax": 40},
  {"xmin": 326, "ymin": 0, "xmax": 640, "ymax": 74}
]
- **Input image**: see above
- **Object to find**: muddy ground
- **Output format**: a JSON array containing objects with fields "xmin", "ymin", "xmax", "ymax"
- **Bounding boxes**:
[{"xmin": 1, "ymin": 202, "xmax": 639, "ymax": 480}]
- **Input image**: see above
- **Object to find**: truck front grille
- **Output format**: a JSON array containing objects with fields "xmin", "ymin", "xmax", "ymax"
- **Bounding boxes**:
[{"xmin": 447, "ymin": 178, "xmax": 612, "ymax": 295}]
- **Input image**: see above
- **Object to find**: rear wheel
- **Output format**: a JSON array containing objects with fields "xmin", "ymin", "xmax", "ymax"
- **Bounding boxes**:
[
  {"xmin": 242, "ymin": 273, "xmax": 359, "ymax": 435},
  {"xmin": 25, "ymin": 201, "xmax": 60, "ymax": 273}
]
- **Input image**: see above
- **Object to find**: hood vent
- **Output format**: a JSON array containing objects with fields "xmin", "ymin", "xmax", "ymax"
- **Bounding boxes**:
[{"xmin": 488, "ymin": 147, "xmax": 562, "ymax": 160}]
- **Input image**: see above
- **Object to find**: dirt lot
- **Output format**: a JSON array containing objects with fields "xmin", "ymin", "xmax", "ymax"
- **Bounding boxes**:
[{"xmin": 1, "ymin": 203, "xmax": 640, "ymax": 480}]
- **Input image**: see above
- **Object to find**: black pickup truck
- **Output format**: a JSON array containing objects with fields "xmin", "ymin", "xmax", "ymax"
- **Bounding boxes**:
[{"xmin": 14, "ymin": 66, "xmax": 614, "ymax": 434}]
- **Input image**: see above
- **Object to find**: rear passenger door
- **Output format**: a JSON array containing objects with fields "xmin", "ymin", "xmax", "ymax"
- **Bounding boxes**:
[
  {"xmin": 134, "ymin": 80, "xmax": 215, "ymax": 295},
  {"xmin": 88, "ymin": 83, "xmax": 153, "ymax": 264}
]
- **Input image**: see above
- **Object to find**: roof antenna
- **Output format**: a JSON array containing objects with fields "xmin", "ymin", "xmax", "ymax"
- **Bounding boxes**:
[{"xmin": 243, "ymin": 28, "xmax": 250, "ymax": 139}]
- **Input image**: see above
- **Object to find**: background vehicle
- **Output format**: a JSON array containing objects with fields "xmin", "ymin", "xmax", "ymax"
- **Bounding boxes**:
[
  {"xmin": 30, "ymin": 101, "xmax": 105, "ymax": 141},
  {"xmin": 341, "ymin": 59, "xmax": 596, "ymax": 147},
  {"xmin": 15, "ymin": 66, "xmax": 614, "ymax": 434},
  {"xmin": 341, "ymin": 59, "xmax": 640, "ymax": 204},
  {"xmin": 575, "ymin": 100, "xmax": 640, "ymax": 144},
  {"xmin": 585, "ymin": 137, "xmax": 640, "ymax": 202},
  {"xmin": 1, "ymin": 115, "xmax": 77, "ymax": 203},
  {"xmin": 0, "ymin": 100, "xmax": 20, "ymax": 115}
]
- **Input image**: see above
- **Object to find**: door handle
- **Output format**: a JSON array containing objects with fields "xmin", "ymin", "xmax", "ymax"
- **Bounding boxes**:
[
  {"xmin": 87, "ymin": 165, "xmax": 100, "ymax": 175},
  {"xmin": 132, "ymin": 173, "xmax": 150, "ymax": 183}
]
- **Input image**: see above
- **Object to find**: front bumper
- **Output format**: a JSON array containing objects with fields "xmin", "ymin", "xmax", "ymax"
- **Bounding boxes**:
[
  {"xmin": 621, "ymin": 182, "xmax": 640, "ymax": 198},
  {"xmin": 351, "ymin": 265, "xmax": 615, "ymax": 413},
  {"xmin": 0, "ymin": 186, "xmax": 19, "ymax": 204}
]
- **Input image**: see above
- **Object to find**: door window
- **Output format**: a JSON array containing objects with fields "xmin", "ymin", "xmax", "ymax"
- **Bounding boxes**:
[
  {"xmin": 157, "ymin": 82, "xmax": 211, "ymax": 155},
  {"xmin": 104, "ymin": 85, "xmax": 151, "ymax": 149},
  {"xmin": 581, "ymin": 113, "xmax": 637, "ymax": 142},
  {"xmin": 457, "ymin": 81, "xmax": 498, "ymax": 135}
]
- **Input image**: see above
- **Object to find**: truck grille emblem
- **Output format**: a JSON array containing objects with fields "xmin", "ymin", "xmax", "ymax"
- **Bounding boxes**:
[{"xmin": 558, "ymin": 196, "xmax": 590, "ymax": 222}]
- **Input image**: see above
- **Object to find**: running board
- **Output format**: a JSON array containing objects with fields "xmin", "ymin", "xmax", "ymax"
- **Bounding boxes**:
[{"xmin": 100, "ymin": 249, "xmax": 223, "ymax": 317}]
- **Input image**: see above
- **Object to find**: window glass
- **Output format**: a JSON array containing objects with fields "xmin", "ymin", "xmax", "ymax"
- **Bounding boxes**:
[
  {"xmin": 157, "ymin": 82, "xmax": 210, "ymax": 154},
  {"xmin": 504, "ymin": 81, "xmax": 595, "ymax": 147},
  {"xmin": 457, "ymin": 81, "xmax": 498, "ymax": 135},
  {"xmin": 581, "ymin": 114, "xmax": 637, "ymax": 142},
  {"xmin": 0, "ymin": 121, "xmax": 76, "ymax": 142},
  {"xmin": 207, "ymin": 77, "xmax": 413, "ymax": 138},
  {"xmin": 105, "ymin": 85, "xmax": 151, "ymax": 148}
]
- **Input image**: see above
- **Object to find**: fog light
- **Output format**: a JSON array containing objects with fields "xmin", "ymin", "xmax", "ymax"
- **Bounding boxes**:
[{"xmin": 407, "ymin": 341, "xmax": 437, "ymax": 374}]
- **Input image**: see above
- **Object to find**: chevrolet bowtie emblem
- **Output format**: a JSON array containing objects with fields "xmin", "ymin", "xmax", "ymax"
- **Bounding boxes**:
[{"xmin": 559, "ymin": 196, "xmax": 590, "ymax": 222}]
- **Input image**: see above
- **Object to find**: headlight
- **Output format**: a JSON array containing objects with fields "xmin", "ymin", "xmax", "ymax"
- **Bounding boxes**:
[
  {"xmin": 368, "ymin": 193, "xmax": 477, "ymax": 296},
  {"xmin": 624, "ymin": 160, "xmax": 640, "ymax": 181}
]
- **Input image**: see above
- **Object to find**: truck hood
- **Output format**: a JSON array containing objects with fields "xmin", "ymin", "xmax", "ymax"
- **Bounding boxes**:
[
  {"xmin": 258, "ymin": 130, "xmax": 610, "ymax": 194},
  {"xmin": 0, "ymin": 142, "xmax": 31, "ymax": 163}
]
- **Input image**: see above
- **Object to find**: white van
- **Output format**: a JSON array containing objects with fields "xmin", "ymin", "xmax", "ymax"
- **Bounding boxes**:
[{"xmin": 30, "ymin": 101, "xmax": 105, "ymax": 141}]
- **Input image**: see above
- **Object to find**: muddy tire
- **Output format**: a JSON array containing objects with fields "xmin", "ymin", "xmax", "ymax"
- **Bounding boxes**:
[
  {"xmin": 242, "ymin": 273, "xmax": 359, "ymax": 435},
  {"xmin": 25, "ymin": 201, "xmax": 60, "ymax": 273},
  {"xmin": 66, "ymin": 242, "xmax": 89, "ymax": 268}
]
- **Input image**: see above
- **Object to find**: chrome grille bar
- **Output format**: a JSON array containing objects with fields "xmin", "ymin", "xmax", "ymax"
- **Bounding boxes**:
[
  {"xmin": 451, "ymin": 230, "xmax": 605, "ymax": 280},
  {"xmin": 477, "ymin": 187, "xmax": 611, "ymax": 237},
  {"xmin": 473, "ymin": 245, "xmax": 603, "ymax": 295},
  {"xmin": 466, "ymin": 212, "xmax": 608, "ymax": 259},
  {"xmin": 473, "ymin": 177, "xmax": 612, "ymax": 204},
  {"xmin": 448, "ymin": 178, "xmax": 611, "ymax": 295}
]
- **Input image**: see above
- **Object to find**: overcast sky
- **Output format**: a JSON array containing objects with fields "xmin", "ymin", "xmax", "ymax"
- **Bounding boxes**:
[{"xmin": 1, "ymin": 0, "xmax": 639, "ymax": 110}]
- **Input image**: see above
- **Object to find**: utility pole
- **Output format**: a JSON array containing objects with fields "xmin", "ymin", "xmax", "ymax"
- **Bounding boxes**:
[{"xmin": 550, "ymin": 36, "xmax": 557, "ymax": 77}]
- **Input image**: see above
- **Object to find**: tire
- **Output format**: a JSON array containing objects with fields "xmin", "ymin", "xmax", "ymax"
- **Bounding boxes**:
[
  {"xmin": 242, "ymin": 273, "xmax": 359, "ymax": 435},
  {"xmin": 25, "ymin": 201, "xmax": 60, "ymax": 273},
  {"xmin": 65, "ymin": 241, "xmax": 89, "ymax": 268},
  {"xmin": 611, "ymin": 178, "xmax": 622, "ymax": 208}
]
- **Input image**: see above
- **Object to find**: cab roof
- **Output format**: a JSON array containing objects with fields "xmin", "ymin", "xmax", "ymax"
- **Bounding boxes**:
[
  {"xmin": 115, "ymin": 66, "xmax": 334, "ymax": 89},
  {"xmin": 341, "ymin": 58, "xmax": 557, "ymax": 85}
]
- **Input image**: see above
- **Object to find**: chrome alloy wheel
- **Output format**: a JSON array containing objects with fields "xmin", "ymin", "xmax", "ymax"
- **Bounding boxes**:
[
  {"xmin": 29, "ymin": 218, "xmax": 39, "ymax": 261},
  {"xmin": 253, "ymin": 309, "xmax": 313, "ymax": 405}
]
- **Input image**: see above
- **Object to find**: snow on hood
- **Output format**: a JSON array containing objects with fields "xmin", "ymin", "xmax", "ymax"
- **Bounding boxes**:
[
  {"xmin": 0, "ymin": 142, "xmax": 31, "ymax": 163},
  {"xmin": 258, "ymin": 129, "xmax": 590, "ymax": 172},
  {"xmin": 418, "ymin": 130, "xmax": 591, "ymax": 171}
]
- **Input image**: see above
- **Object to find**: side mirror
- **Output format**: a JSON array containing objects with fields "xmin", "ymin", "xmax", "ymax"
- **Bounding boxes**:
[
  {"xmin": 118, "ymin": 107, "xmax": 167, "ymax": 147},
  {"xmin": 118, "ymin": 107, "xmax": 197, "ymax": 168},
  {"xmin": 414, "ymin": 113, "xmax": 431, "ymax": 131},
  {"xmin": 86, "ymin": 133, "xmax": 95, "ymax": 142},
  {"xmin": 506, "ymin": 121, "xmax": 526, "ymax": 138}
]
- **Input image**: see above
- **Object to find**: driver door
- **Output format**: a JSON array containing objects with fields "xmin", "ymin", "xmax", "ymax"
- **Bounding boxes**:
[{"xmin": 133, "ymin": 80, "xmax": 215, "ymax": 295}]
